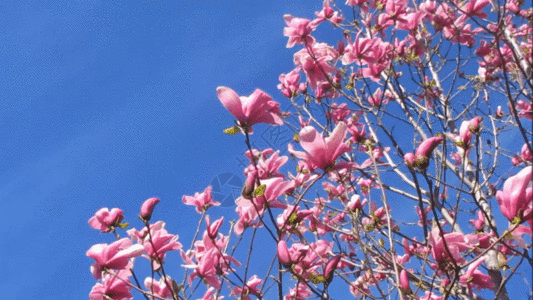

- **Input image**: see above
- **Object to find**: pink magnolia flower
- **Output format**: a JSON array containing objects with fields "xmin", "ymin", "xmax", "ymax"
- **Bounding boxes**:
[
  {"xmin": 184, "ymin": 247, "xmax": 223, "ymax": 289},
  {"xmin": 443, "ymin": 15, "xmax": 483, "ymax": 47},
  {"xmin": 405, "ymin": 136, "xmax": 444, "ymax": 169},
  {"xmin": 182, "ymin": 186, "xmax": 220, "ymax": 213},
  {"xmin": 505, "ymin": 224, "xmax": 532, "ymax": 248},
  {"xmin": 366, "ymin": 88, "xmax": 394, "ymax": 107},
  {"xmin": 512, "ymin": 154, "xmax": 523, "ymax": 166},
  {"xmin": 234, "ymin": 197, "xmax": 263, "ymax": 235},
  {"xmin": 198, "ymin": 287, "xmax": 224, "ymax": 300},
  {"xmin": 396, "ymin": 10, "xmax": 426, "ymax": 31},
  {"xmin": 360, "ymin": 61, "xmax": 388, "ymax": 82},
  {"xmin": 404, "ymin": 153, "xmax": 416, "ymax": 169},
  {"xmin": 277, "ymin": 205, "xmax": 313, "ymax": 233},
  {"xmin": 461, "ymin": 0, "xmax": 490, "ymax": 19},
  {"xmin": 505, "ymin": 0, "xmax": 521, "ymax": 13},
  {"xmin": 144, "ymin": 276, "xmax": 173, "ymax": 299},
  {"xmin": 315, "ymin": 0, "xmax": 343, "ymax": 25},
  {"xmin": 258, "ymin": 177, "xmax": 294, "ymax": 207},
  {"xmin": 448, "ymin": 117, "xmax": 482, "ymax": 149},
  {"xmin": 416, "ymin": 137, "xmax": 444, "ymax": 158},
  {"xmin": 347, "ymin": 194, "xmax": 367, "ymax": 211},
  {"xmin": 89, "ymin": 208, "xmax": 124, "ymax": 233},
  {"xmin": 205, "ymin": 215, "xmax": 224, "ymax": 240},
  {"xmin": 427, "ymin": 227, "xmax": 475, "ymax": 266},
  {"xmin": 315, "ymin": 80, "xmax": 340, "ymax": 100},
  {"xmin": 86, "ymin": 238, "xmax": 145, "ymax": 279},
  {"xmin": 288, "ymin": 122, "xmax": 351, "ymax": 171},
  {"xmin": 341, "ymin": 33, "xmax": 377, "ymax": 66},
  {"xmin": 142, "ymin": 224, "xmax": 182, "ymax": 266},
  {"xmin": 283, "ymin": 15, "xmax": 317, "ymax": 48},
  {"xmin": 428, "ymin": 2, "xmax": 455, "ymax": 31},
  {"xmin": 349, "ymin": 276, "xmax": 371, "ymax": 297},
  {"xmin": 399, "ymin": 269, "xmax": 410, "ymax": 291},
  {"xmin": 285, "ymin": 282, "xmax": 312, "ymax": 300},
  {"xmin": 416, "ymin": 205, "xmax": 432, "ymax": 227},
  {"xmin": 496, "ymin": 166, "xmax": 533, "ymax": 223},
  {"xmin": 278, "ymin": 66, "xmax": 306, "ymax": 98},
  {"xmin": 325, "ymin": 103, "xmax": 351, "ymax": 124},
  {"xmin": 216, "ymin": 87, "xmax": 283, "ymax": 134},
  {"xmin": 347, "ymin": 118, "xmax": 366, "ymax": 144},
  {"xmin": 469, "ymin": 210, "xmax": 485, "ymax": 231},
  {"xmin": 362, "ymin": 203, "xmax": 396, "ymax": 230},
  {"xmin": 277, "ymin": 240, "xmax": 292, "ymax": 266},
  {"xmin": 323, "ymin": 255, "xmax": 342, "ymax": 283},
  {"xmin": 459, "ymin": 257, "xmax": 494, "ymax": 296},
  {"xmin": 357, "ymin": 177, "xmax": 378, "ymax": 196},
  {"xmin": 231, "ymin": 275, "xmax": 263, "ymax": 300},
  {"xmin": 140, "ymin": 197, "xmax": 159, "ymax": 221},
  {"xmin": 379, "ymin": 0, "xmax": 410, "ymax": 27},
  {"xmin": 244, "ymin": 148, "xmax": 288, "ymax": 179},
  {"xmin": 520, "ymin": 143, "xmax": 533, "ymax": 163},
  {"xmin": 293, "ymin": 43, "xmax": 337, "ymax": 90},
  {"xmin": 420, "ymin": 291, "xmax": 444, "ymax": 300},
  {"xmin": 89, "ymin": 269, "xmax": 133, "ymax": 300}
]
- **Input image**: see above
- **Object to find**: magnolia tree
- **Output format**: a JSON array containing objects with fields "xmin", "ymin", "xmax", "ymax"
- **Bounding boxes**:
[{"xmin": 86, "ymin": 0, "xmax": 533, "ymax": 299}]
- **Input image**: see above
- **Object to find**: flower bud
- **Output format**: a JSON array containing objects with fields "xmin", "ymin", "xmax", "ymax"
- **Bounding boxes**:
[
  {"xmin": 323, "ymin": 255, "xmax": 342, "ymax": 283},
  {"xmin": 140, "ymin": 198, "xmax": 160, "ymax": 221},
  {"xmin": 277, "ymin": 240, "xmax": 291, "ymax": 266}
]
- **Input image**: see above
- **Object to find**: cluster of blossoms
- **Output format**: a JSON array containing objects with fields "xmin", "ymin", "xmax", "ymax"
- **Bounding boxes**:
[
  {"xmin": 87, "ymin": 0, "xmax": 532, "ymax": 299},
  {"xmin": 87, "ymin": 198, "xmax": 182, "ymax": 300}
]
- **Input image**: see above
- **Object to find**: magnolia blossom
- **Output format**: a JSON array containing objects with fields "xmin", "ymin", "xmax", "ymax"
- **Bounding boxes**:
[
  {"xmin": 89, "ymin": 269, "xmax": 133, "ymax": 300},
  {"xmin": 285, "ymin": 282, "xmax": 312, "ymax": 300},
  {"xmin": 182, "ymin": 186, "xmax": 220, "ymax": 213},
  {"xmin": 496, "ymin": 166, "xmax": 533, "ymax": 223},
  {"xmin": 278, "ymin": 66, "xmax": 306, "ymax": 97},
  {"xmin": 142, "ymin": 225, "xmax": 182, "ymax": 266},
  {"xmin": 323, "ymin": 255, "xmax": 342, "ymax": 283},
  {"xmin": 198, "ymin": 287, "xmax": 224, "ymax": 300},
  {"xmin": 283, "ymin": 15, "xmax": 316, "ymax": 48},
  {"xmin": 325, "ymin": 103, "xmax": 351, "ymax": 124},
  {"xmin": 427, "ymin": 227, "xmax": 476, "ymax": 266},
  {"xmin": 216, "ymin": 87, "xmax": 283, "ymax": 134},
  {"xmin": 231, "ymin": 275, "xmax": 263, "ymax": 300},
  {"xmin": 459, "ymin": 257, "xmax": 494, "ymax": 296},
  {"xmin": 243, "ymin": 148, "xmax": 288, "ymax": 179},
  {"xmin": 288, "ymin": 122, "xmax": 351, "ymax": 171},
  {"xmin": 88, "ymin": 208, "xmax": 124, "ymax": 233},
  {"xmin": 314, "ymin": 0, "xmax": 343, "ymax": 25},
  {"xmin": 399, "ymin": 269, "xmax": 411, "ymax": 291},
  {"xmin": 86, "ymin": 238, "xmax": 145, "ymax": 280},
  {"xmin": 144, "ymin": 276, "xmax": 174, "ymax": 299},
  {"xmin": 140, "ymin": 197, "xmax": 159, "ymax": 221},
  {"xmin": 293, "ymin": 43, "xmax": 337, "ymax": 90},
  {"xmin": 469, "ymin": 210, "xmax": 485, "ymax": 231},
  {"xmin": 405, "ymin": 136, "xmax": 444, "ymax": 169}
]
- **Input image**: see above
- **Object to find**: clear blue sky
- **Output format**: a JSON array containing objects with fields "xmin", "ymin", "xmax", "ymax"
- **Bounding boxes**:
[
  {"xmin": 0, "ymin": 1, "xmax": 323, "ymax": 298},
  {"xmin": 0, "ymin": 1, "xmax": 530, "ymax": 299}
]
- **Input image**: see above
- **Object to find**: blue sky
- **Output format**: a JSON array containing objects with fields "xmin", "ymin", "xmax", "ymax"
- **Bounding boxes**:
[
  {"xmin": 1, "ymin": 0, "xmax": 531, "ymax": 299},
  {"xmin": 0, "ymin": 0, "xmax": 324, "ymax": 298}
]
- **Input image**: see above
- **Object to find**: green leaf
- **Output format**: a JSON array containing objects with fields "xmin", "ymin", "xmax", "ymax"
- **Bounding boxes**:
[
  {"xmin": 253, "ymin": 185, "xmax": 266, "ymax": 197},
  {"xmin": 308, "ymin": 273, "xmax": 326, "ymax": 284},
  {"xmin": 223, "ymin": 126, "xmax": 241, "ymax": 135},
  {"xmin": 118, "ymin": 222, "xmax": 129, "ymax": 229}
]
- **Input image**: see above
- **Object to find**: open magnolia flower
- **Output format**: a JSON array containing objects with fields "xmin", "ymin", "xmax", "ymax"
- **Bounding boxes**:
[
  {"xmin": 496, "ymin": 166, "xmax": 533, "ymax": 223},
  {"xmin": 216, "ymin": 86, "xmax": 283, "ymax": 134},
  {"xmin": 288, "ymin": 121, "xmax": 351, "ymax": 171}
]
